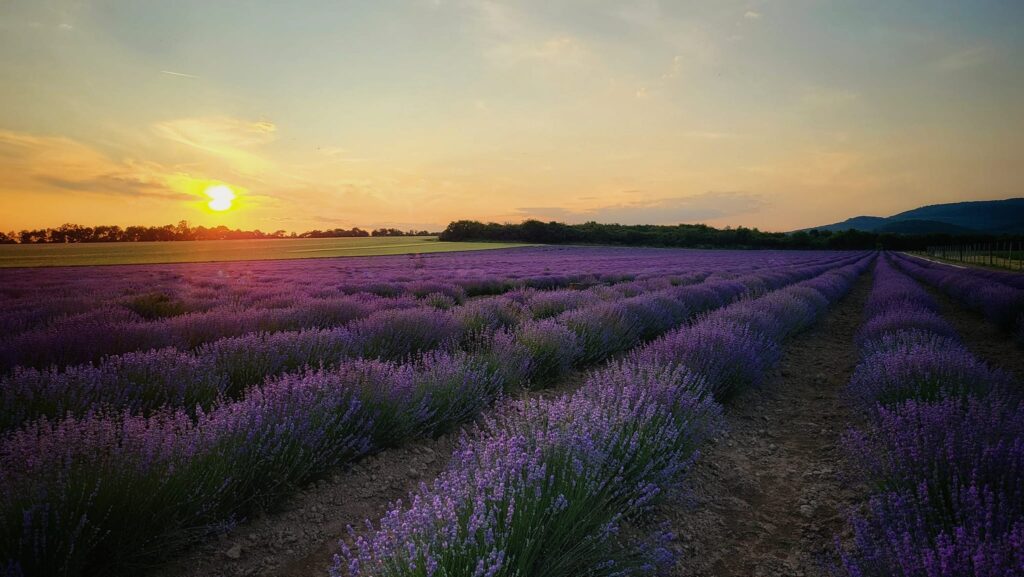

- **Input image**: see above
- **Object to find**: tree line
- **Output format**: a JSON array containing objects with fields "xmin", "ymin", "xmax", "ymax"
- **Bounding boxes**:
[
  {"xmin": 0, "ymin": 222, "xmax": 434, "ymax": 244},
  {"xmin": 6, "ymin": 219, "xmax": 1019, "ymax": 249},
  {"xmin": 438, "ymin": 219, "xmax": 1024, "ymax": 250}
]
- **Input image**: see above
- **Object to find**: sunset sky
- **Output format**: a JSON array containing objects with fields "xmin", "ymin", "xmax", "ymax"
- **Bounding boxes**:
[{"xmin": 1, "ymin": 0, "xmax": 1022, "ymax": 233}]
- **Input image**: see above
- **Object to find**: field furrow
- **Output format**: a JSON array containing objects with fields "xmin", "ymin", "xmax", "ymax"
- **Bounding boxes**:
[{"xmin": 664, "ymin": 268, "xmax": 872, "ymax": 576}]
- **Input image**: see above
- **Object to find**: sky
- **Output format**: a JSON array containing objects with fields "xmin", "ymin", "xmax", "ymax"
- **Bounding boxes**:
[{"xmin": 1, "ymin": 0, "xmax": 1022, "ymax": 234}]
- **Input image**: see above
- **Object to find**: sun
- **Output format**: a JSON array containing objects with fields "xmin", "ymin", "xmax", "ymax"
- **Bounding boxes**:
[{"xmin": 204, "ymin": 185, "xmax": 236, "ymax": 212}]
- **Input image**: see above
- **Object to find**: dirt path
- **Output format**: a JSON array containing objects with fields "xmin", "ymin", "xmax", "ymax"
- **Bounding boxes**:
[
  {"xmin": 924, "ymin": 287, "xmax": 1024, "ymax": 380},
  {"xmin": 663, "ymin": 272, "xmax": 872, "ymax": 577}
]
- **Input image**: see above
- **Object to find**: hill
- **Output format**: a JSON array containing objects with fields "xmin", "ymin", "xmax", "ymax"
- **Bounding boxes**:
[{"xmin": 801, "ymin": 198, "xmax": 1024, "ymax": 235}]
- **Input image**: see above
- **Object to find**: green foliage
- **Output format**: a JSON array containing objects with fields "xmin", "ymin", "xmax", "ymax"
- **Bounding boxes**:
[
  {"xmin": 439, "ymin": 219, "xmax": 1024, "ymax": 250},
  {"xmin": 124, "ymin": 292, "xmax": 189, "ymax": 320}
]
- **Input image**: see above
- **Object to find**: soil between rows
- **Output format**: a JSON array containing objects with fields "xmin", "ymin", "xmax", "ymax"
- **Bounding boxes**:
[{"xmin": 662, "ymin": 271, "xmax": 873, "ymax": 577}]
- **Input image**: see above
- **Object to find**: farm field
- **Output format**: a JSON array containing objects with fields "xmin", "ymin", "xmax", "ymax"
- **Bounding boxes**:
[
  {"xmin": 1, "ymin": 247, "xmax": 1023, "ymax": 577},
  {"xmin": 903, "ymin": 250, "xmax": 1024, "ymax": 273},
  {"xmin": 0, "ymin": 236, "xmax": 534, "ymax": 268}
]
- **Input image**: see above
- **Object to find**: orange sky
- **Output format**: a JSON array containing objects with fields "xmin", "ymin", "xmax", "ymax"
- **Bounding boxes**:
[{"xmin": 1, "ymin": 1, "xmax": 1022, "ymax": 233}]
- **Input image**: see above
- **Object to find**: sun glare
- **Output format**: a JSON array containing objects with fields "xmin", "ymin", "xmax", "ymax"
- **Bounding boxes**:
[{"xmin": 205, "ymin": 185, "xmax": 235, "ymax": 212}]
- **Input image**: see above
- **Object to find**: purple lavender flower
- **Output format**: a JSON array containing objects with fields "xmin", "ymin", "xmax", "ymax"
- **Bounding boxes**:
[
  {"xmin": 335, "ymin": 360, "xmax": 720, "ymax": 577},
  {"xmin": 0, "ymin": 348, "xmax": 226, "ymax": 430},
  {"xmin": 348, "ymin": 308, "xmax": 462, "ymax": 361},
  {"xmin": 506, "ymin": 319, "xmax": 581, "ymax": 387},
  {"xmin": 558, "ymin": 302, "xmax": 644, "ymax": 365},
  {"xmin": 836, "ymin": 488, "xmax": 1024, "ymax": 577},
  {"xmin": 848, "ymin": 346, "xmax": 1010, "ymax": 408},
  {"xmin": 842, "ymin": 396, "xmax": 1024, "ymax": 517},
  {"xmin": 832, "ymin": 253, "xmax": 1024, "ymax": 577},
  {"xmin": 633, "ymin": 317, "xmax": 780, "ymax": 401},
  {"xmin": 857, "ymin": 307, "xmax": 958, "ymax": 349}
]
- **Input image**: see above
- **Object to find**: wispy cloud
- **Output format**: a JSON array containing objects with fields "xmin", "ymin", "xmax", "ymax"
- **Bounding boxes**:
[
  {"xmin": 314, "ymin": 147, "xmax": 374, "ymax": 164},
  {"xmin": 0, "ymin": 130, "xmax": 191, "ymax": 201},
  {"xmin": 153, "ymin": 117, "xmax": 276, "ymax": 175},
  {"xmin": 800, "ymin": 86, "xmax": 859, "ymax": 109},
  {"xmin": 660, "ymin": 54, "xmax": 684, "ymax": 80},
  {"xmin": 684, "ymin": 130, "xmax": 743, "ymax": 140},
  {"xmin": 534, "ymin": 35, "xmax": 587, "ymax": 62},
  {"xmin": 744, "ymin": 11, "xmax": 761, "ymax": 20},
  {"xmin": 516, "ymin": 191, "xmax": 768, "ymax": 225},
  {"xmin": 935, "ymin": 45, "xmax": 994, "ymax": 71},
  {"xmin": 465, "ymin": 1, "xmax": 590, "ymax": 67},
  {"xmin": 160, "ymin": 70, "xmax": 199, "ymax": 79}
]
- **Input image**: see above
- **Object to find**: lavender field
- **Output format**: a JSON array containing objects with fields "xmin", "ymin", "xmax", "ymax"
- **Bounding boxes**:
[{"xmin": 1, "ymin": 247, "xmax": 1022, "ymax": 577}]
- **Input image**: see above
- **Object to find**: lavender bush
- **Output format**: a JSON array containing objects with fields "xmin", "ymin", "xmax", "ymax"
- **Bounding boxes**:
[
  {"xmin": 848, "ymin": 345, "xmax": 1010, "ymax": 407},
  {"xmin": 833, "ymin": 254, "xmax": 1024, "ymax": 577},
  {"xmin": 336, "ymin": 363, "xmax": 722, "ymax": 577}
]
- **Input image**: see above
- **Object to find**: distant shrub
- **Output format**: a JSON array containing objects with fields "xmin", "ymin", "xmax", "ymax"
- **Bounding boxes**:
[
  {"xmin": 124, "ymin": 292, "xmax": 188, "ymax": 320},
  {"xmin": 514, "ymin": 319, "xmax": 581, "ymax": 387},
  {"xmin": 348, "ymin": 308, "xmax": 462, "ymax": 361}
]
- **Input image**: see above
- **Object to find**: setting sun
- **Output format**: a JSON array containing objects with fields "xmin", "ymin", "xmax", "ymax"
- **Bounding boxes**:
[{"xmin": 204, "ymin": 185, "xmax": 235, "ymax": 212}]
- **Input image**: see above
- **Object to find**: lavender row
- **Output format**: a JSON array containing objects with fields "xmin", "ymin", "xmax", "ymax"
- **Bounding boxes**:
[
  {"xmin": 0, "ymin": 255, "xmax": 869, "ymax": 577},
  {"xmin": 890, "ymin": 252, "xmax": 1024, "ymax": 345},
  {"xmin": 0, "ymin": 254, "xmax": 860, "ymax": 431},
  {"xmin": 0, "ymin": 275, "xmax": 709, "ymax": 428},
  {"xmin": 0, "ymin": 250, "xmax": 833, "ymax": 370},
  {"xmin": 1, "ymin": 247, "xmax": 837, "ymax": 336},
  {"xmin": 0, "ymin": 271, "xmax": 700, "ymax": 371},
  {"xmin": 336, "ymin": 256, "xmax": 872, "ymax": 576},
  {"xmin": 833, "ymin": 255, "xmax": 1023, "ymax": 576}
]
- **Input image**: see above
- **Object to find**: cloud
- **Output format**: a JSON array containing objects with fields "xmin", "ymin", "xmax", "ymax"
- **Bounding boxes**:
[
  {"xmin": 466, "ymin": 1, "xmax": 590, "ymax": 66},
  {"xmin": 154, "ymin": 116, "xmax": 276, "ymax": 148},
  {"xmin": 800, "ymin": 86, "xmax": 859, "ymax": 109},
  {"xmin": 0, "ymin": 130, "xmax": 192, "ymax": 201},
  {"xmin": 534, "ymin": 35, "xmax": 587, "ymax": 61},
  {"xmin": 160, "ymin": 70, "xmax": 199, "ymax": 79},
  {"xmin": 661, "ymin": 55, "xmax": 684, "ymax": 80},
  {"xmin": 684, "ymin": 130, "xmax": 742, "ymax": 140},
  {"xmin": 487, "ymin": 34, "xmax": 590, "ymax": 66},
  {"xmin": 743, "ymin": 11, "xmax": 761, "ymax": 20},
  {"xmin": 516, "ymin": 191, "xmax": 768, "ymax": 225},
  {"xmin": 745, "ymin": 148, "xmax": 877, "ymax": 190},
  {"xmin": 153, "ymin": 116, "xmax": 276, "ymax": 175},
  {"xmin": 313, "ymin": 147, "xmax": 373, "ymax": 163},
  {"xmin": 935, "ymin": 45, "xmax": 994, "ymax": 71}
]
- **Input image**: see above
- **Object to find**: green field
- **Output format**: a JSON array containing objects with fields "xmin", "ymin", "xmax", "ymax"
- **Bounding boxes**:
[{"xmin": 0, "ymin": 237, "xmax": 536, "ymax": 268}]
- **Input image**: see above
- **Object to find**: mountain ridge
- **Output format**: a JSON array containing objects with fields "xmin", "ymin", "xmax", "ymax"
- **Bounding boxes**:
[{"xmin": 798, "ymin": 198, "xmax": 1024, "ymax": 235}]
